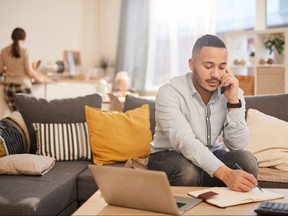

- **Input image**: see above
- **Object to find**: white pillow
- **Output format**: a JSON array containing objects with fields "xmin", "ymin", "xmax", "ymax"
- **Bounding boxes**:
[
  {"xmin": 246, "ymin": 109, "xmax": 288, "ymax": 170},
  {"xmin": 0, "ymin": 154, "xmax": 55, "ymax": 175}
]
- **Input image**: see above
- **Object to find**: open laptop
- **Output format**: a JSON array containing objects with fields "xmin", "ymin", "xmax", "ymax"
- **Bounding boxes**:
[{"xmin": 88, "ymin": 165, "xmax": 202, "ymax": 215}]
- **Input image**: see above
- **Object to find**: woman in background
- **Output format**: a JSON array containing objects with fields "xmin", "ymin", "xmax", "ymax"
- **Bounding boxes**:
[
  {"xmin": 113, "ymin": 71, "xmax": 131, "ymax": 97},
  {"xmin": 113, "ymin": 71, "xmax": 138, "ymax": 97},
  {"xmin": 0, "ymin": 27, "xmax": 43, "ymax": 111}
]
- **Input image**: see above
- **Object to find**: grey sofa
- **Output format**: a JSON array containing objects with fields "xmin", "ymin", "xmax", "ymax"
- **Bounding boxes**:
[{"xmin": 0, "ymin": 93, "xmax": 287, "ymax": 215}]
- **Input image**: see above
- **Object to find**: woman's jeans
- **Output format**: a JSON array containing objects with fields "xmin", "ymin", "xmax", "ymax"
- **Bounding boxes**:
[{"xmin": 148, "ymin": 149, "xmax": 258, "ymax": 186}]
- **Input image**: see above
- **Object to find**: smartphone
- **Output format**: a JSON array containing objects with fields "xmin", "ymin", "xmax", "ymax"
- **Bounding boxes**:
[
  {"xmin": 221, "ymin": 83, "xmax": 231, "ymax": 94},
  {"xmin": 221, "ymin": 70, "xmax": 230, "ymax": 94}
]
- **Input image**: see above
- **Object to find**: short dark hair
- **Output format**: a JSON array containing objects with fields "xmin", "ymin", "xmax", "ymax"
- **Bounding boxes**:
[{"xmin": 192, "ymin": 34, "xmax": 226, "ymax": 56}]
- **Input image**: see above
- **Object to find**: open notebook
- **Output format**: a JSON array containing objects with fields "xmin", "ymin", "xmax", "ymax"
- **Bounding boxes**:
[{"xmin": 188, "ymin": 187, "xmax": 284, "ymax": 208}]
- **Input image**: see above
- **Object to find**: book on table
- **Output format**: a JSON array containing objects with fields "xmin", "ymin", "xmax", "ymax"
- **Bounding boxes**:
[{"xmin": 188, "ymin": 187, "xmax": 284, "ymax": 208}]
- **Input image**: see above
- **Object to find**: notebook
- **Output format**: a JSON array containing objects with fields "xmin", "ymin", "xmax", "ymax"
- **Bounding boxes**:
[
  {"xmin": 88, "ymin": 165, "xmax": 202, "ymax": 215},
  {"xmin": 188, "ymin": 187, "xmax": 284, "ymax": 208}
]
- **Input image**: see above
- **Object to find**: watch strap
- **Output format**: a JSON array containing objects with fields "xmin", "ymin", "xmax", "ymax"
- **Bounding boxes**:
[{"xmin": 227, "ymin": 99, "xmax": 242, "ymax": 109}]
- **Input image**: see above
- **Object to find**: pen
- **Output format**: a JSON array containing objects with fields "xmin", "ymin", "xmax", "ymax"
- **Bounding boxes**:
[{"xmin": 234, "ymin": 163, "xmax": 263, "ymax": 192}]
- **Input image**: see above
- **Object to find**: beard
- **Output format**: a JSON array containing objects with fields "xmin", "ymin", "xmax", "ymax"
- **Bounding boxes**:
[{"xmin": 192, "ymin": 67, "xmax": 220, "ymax": 94}]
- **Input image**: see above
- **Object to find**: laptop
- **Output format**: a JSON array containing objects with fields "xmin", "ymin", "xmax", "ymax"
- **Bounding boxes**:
[{"xmin": 88, "ymin": 165, "xmax": 202, "ymax": 215}]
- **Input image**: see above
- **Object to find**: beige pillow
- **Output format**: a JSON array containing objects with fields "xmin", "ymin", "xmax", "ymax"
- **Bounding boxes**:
[
  {"xmin": 246, "ymin": 109, "xmax": 288, "ymax": 170},
  {"xmin": 0, "ymin": 154, "xmax": 55, "ymax": 175}
]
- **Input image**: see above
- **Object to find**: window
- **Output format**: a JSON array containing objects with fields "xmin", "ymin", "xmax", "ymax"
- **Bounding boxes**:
[
  {"xmin": 266, "ymin": 0, "xmax": 288, "ymax": 28},
  {"xmin": 145, "ymin": 0, "xmax": 215, "ymax": 91},
  {"xmin": 215, "ymin": 0, "xmax": 255, "ymax": 33},
  {"xmin": 144, "ymin": 0, "xmax": 257, "ymax": 92}
]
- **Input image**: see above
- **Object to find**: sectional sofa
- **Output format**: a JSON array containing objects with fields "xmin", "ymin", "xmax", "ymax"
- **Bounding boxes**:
[{"xmin": 0, "ymin": 93, "xmax": 288, "ymax": 215}]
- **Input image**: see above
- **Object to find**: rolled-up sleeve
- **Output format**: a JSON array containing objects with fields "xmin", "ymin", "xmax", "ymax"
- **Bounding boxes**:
[{"xmin": 223, "ymin": 97, "xmax": 249, "ymax": 150}]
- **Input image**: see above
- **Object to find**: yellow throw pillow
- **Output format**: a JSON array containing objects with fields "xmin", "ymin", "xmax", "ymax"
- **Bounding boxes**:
[{"xmin": 85, "ymin": 104, "xmax": 152, "ymax": 165}]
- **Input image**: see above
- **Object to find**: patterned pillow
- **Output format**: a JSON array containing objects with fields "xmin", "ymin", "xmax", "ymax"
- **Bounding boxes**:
[
  {"xmin": 15, "ymin": 93, "xmax": 102, "ymax": 154},
  {"xmin": 0, "ymin": 112, "xmax": 30, "ymax": 157},
  {"xmin": 33, "ymin": 122, "xmax": 91, "ymax": 161}
]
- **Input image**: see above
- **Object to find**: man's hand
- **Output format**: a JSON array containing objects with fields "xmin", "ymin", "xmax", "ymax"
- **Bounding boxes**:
[
  {"xmin": 221, "ymin": 68, "xmax": 239, "ymax": 104},
  {"xmin": 214, "ymin": 165, "xmax": 258, "ymax": 192}
]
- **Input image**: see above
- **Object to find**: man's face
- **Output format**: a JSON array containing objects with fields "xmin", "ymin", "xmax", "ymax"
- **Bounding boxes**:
[{"xmin": 189, "ymin": 46, "xmax": 227, "ymax": 94}]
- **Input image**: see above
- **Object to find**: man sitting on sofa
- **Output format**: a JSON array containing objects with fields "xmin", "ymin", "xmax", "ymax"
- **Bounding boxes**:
[{"xmin": 148, "ymin": 34, "xmax": 258, "ymax": 192}]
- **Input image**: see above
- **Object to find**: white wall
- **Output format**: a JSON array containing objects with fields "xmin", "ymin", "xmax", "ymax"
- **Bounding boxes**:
[{"xmin": 0, "ymin": 0, "xmax": 121, "ymax": 72}]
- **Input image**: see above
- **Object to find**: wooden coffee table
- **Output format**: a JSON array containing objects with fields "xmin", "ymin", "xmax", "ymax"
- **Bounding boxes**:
[{"xmin": 73, "ymin": 187, "xmax": 288, "ymax": 215}]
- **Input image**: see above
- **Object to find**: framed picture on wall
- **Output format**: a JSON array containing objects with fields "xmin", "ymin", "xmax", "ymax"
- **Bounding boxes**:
[{"xmin": 63, "ymin": 50, "xmax": 81, "ymax": 77}]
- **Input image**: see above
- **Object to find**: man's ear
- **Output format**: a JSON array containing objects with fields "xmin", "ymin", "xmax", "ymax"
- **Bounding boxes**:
[{"xmin": 188, "ymin": 58, "xmax": 194, "ymax": 71}]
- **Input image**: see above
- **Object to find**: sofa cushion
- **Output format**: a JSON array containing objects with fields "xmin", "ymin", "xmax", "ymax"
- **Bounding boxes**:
[
  {"xmin": 123, "ymin": 94, "xmax": 156, "ymax": 136},
  {"xmin": 246, "ymin": 108, "xmax": 288, "ymax": 170},
  {"xmin": 258, "ymin": 167, "xmax": 288, "ymax": 184},
  {"xmin": 33, "ymin": 122, "xmax": 91, "ymax": 161},
  {"xmin": 85, "ymin": 104, "xmax": 152, "ymax": 165},
  {"xmin": 15, "ymin": 93, "xmax": 102, "ymax": 154},
  {"xmin": 245, "ymin": 93, "xmax": 288, "ymax": 122},
  {"xmin": 0, "ymin": 161, "xmax": 90, "ymax": 216},
  {"xmin": 0, "ymin": 111, "xmax": 30, "ymax": 157},
  {"xmin": 0, "ymin": 154, "xmax": 55, "ymax": 175}
]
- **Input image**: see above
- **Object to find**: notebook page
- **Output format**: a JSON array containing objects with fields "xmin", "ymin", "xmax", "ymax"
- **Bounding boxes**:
[{"xmin": 188, "ymin": 187, "xmax": 284, "ymax": 208}]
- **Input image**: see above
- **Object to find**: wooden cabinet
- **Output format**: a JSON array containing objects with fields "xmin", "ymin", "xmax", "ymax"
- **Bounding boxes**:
[
  {"xmin": 225, "ymin": 27, "xmax": 288, "ymax": 95},
  {"xmin": 235, "ymin": 75, "xmax": 254, "ymax": 96}
]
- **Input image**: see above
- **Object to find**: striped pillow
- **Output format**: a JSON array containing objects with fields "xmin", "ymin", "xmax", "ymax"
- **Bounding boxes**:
[
  {"xmin": 33, "ymin": 122, "xmax": 91, "ymax": 161},
  {"xmin": 0, "ymin": 112, "xmax": 30, "ymax": 157}
]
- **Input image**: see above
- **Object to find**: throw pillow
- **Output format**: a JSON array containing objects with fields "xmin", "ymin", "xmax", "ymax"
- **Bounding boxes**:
[
  {"xmin": 85, "ymin": 104, "xmax": 152, "ymax": 165},
  {"xmin": 123, "ymin": 94, "xmax": 156, "ymax": 136},
  {"xmin": 245, "ymin": 108, "xmax": 288, "ymax": 170},
  {"xmin": 15, "ymin": 93, "xmax": 102, "ymax": 154},
  {"xmin": 33, "ymin": 122, "xmax": 91, "ymax": 161},
  {"xmin": 0, "ymin": 111, "xmax": 30, "ymax": 157},
  {"xmin": 0, "ymin": 154, "xmax": 55, "ymax": 175}
]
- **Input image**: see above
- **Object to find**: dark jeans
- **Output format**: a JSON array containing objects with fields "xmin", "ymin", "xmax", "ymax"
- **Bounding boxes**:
[{"xmin": 148, "ymin": 149, "xmax": 258, "ymax": 186}]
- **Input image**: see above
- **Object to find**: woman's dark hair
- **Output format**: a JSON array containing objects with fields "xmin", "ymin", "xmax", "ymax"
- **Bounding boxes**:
[{"xmin": 11, "ymin": 27, "xmax": 26, "ymax": 58}]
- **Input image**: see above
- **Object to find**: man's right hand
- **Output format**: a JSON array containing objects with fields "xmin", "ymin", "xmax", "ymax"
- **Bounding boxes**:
[{"xmin": 214, "ymin": 165, "xmax": 258, "ymax": 192}]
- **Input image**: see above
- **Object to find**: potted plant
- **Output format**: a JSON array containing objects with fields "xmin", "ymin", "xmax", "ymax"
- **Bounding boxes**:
[
  {"xmin": 264, "ymin": 33, "xmax": 285, "ymax": 64},
  {"xmin": 96, "ymin": 57, "xmax": 110, "ymax": 79},
  {"xmin": 99, "ymin": 58, "xmax": 109, "ymax": 72}
]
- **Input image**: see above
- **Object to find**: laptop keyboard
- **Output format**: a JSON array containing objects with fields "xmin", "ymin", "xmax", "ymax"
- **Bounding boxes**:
[
  {"xmin": 255, "ymin": 201, "xmax": 288, "ymax": 215},
  {"xmin": 176, "ymin": 202, "xmax": 186, "ymax": 208}
]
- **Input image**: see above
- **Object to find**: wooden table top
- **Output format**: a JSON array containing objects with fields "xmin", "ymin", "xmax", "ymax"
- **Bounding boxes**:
[{"xmin": 72, "ymin": 186, "xmax": 288, "ymax": 215}]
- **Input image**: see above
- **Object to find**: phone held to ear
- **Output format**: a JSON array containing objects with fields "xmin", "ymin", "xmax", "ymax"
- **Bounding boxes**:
[
  {"xmin": 221, "ymin": 70, "xmax": 230, "ymax": 94},
  {"xmin": 221, "ymin": 83, "xmax": 231, "ymax": 94}
]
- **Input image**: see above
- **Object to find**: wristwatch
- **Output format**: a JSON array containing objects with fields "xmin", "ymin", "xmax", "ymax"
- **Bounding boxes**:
[{"xmin": 227, "ymin": 99, "xmax": 242, "ymax": 109}]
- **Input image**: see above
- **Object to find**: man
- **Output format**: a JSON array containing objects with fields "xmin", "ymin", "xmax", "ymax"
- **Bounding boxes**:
[{"xmin": 148, "ymin": 34, "xmax": 258, "ymax": 192}]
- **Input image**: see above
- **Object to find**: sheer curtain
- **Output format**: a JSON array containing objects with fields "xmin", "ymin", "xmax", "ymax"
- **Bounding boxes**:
[
  {"xmin": 116, "ymin": 0, "xmax": 216, "ymax": 93},
  {"xmin": 115, "ymin": 0, "xmax": 149, "ymax": 94},
  {"xmin": 145, "ymin": 0, "xmax": 216, "ymax": 91}
]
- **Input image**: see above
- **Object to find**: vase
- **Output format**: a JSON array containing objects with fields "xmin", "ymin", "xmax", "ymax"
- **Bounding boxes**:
[
  {"xmin": 274, "ymin": 50, "xmax": 284, "ymax": 64},
  {"xmin": 96, "ymin": 78, "xmax": 109, "ymax": 96}
]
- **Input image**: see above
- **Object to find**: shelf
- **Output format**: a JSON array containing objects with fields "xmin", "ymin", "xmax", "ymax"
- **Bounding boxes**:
[
  {"xmin": 256, "ymin": 64, "xmax": 285, "ymax": 67},
  {"xmin": 225, "ymin": 27, "xmax": 288, "ymax": 95},
  {"xmin": 230, "ymin": 65, "xmax": 255, "ymax": 69}
]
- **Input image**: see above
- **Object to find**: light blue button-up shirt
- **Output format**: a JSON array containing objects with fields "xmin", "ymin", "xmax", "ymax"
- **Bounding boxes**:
[{"xmin": 150, "ymin": 72, "xmax": 249, "ymax": 176}]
